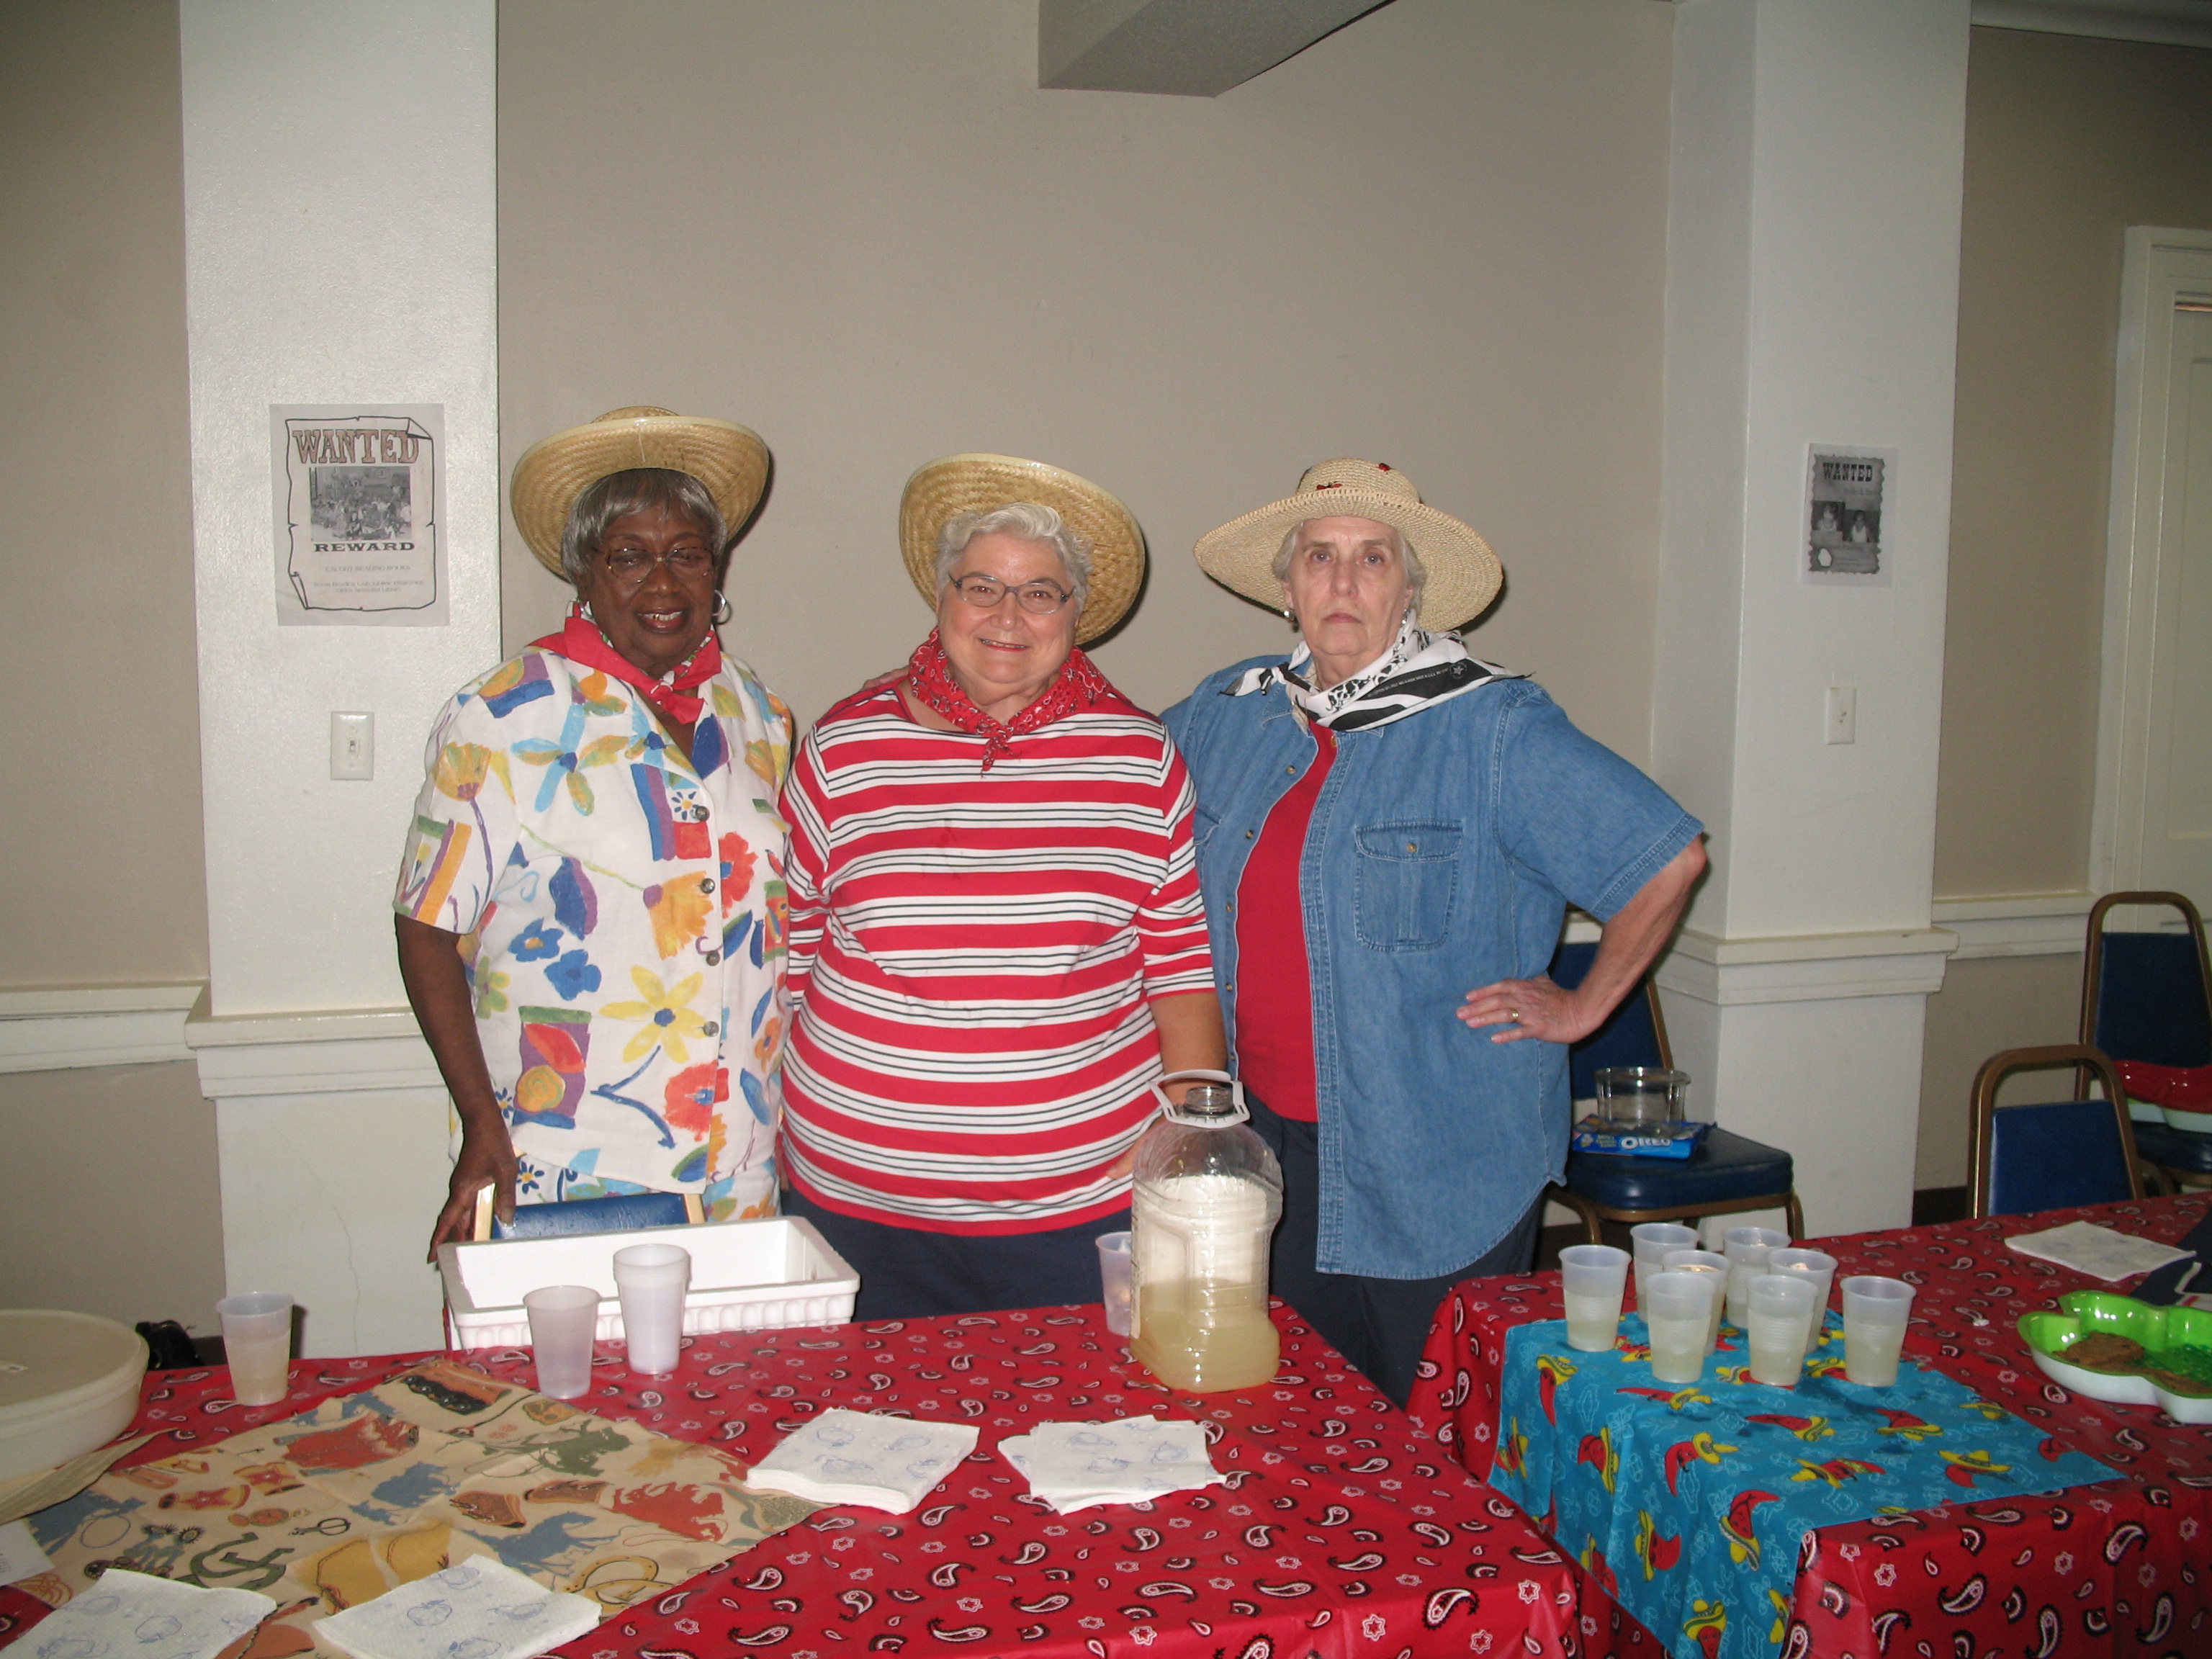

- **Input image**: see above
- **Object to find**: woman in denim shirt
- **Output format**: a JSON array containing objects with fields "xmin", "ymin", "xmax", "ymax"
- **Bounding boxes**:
[{"xmin": 1162, "ymin": 460, "xmax": 1705, "ymax": 1405}]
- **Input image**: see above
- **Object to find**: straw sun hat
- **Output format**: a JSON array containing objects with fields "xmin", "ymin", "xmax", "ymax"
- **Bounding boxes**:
[
  {"xmin": 899, "ymin": 454, "xmax": 1146, "ymax": 647},
  {"xmin": 1194, "ymin": 458, "xmax": 1502, "ymax": 631},
  {"xmin": 510, "ymin": 406, "xmax": 771, "ymax": 575}
]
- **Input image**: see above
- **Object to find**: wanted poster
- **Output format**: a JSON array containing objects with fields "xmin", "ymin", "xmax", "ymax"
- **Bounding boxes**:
[
  {"xmin": 1802, "ymin": 446, "xmax": 1895, "ymax": 588},
  {"xmin": 272, "ymin": 404, "xmax": 447, "ymax": 625}
]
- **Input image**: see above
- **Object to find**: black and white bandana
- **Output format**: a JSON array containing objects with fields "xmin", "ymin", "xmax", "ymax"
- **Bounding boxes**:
[{"xmin": 1226, "ymin": 614, "xmax": 1523, "ymax": 732}]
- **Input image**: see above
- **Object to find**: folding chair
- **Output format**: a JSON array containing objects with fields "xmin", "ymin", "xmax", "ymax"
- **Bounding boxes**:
[
  {"xmin": 1968, "ymin": 1043, "xmax": 2143, "ymax": 1218},
  {"xmin": 2079, "ymin": 891, "xmax": 2212, "ymax": 1192},
  {"xmin": 1546, "ymin": 939, "xmax": 1803, "ymax": 1245}
]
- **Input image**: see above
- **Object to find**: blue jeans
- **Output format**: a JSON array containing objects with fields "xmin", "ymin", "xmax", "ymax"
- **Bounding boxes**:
[{"xmin": 1249, "ymin": 1094, "xmax": 1541, "ymax": 1408}]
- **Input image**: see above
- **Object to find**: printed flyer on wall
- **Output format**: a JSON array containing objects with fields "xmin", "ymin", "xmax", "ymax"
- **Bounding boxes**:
[{"xmin": 271, "ymin": 404, "xmax": 447, "ymax": 625}]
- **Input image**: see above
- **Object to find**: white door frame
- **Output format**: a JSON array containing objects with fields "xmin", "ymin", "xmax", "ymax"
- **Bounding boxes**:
[{"xmin": 2092, "ymin": 225, "xmax": 2212, "ymax": 898}]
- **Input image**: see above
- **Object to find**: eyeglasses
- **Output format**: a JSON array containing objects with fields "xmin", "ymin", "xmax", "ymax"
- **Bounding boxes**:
[
  {"xmin": 949, "ymin": 574, "xmax": 1073, "ymax": 615},
  {"xmin": 596, "ymin": 544, "xmax": 715, "ymax": 583}
]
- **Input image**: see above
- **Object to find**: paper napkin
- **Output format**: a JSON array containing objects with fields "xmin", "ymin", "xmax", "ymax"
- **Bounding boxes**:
[
  {"xmin": 997, "ymin": 1416, "xmax": 1225, "ymax": 1513},
  {"xmin": 744, "ymin": 1409, "xmax": 980, "ymax": 1514},
  {"xmin": 2004, "ymin": 1220, "xmax": 2191, "ymax": 1282},
  {"xmin": 313, "ymin": 1557, "xmax": 599, "ymax": 1659},
  {"xmin": 21, "ymin": 1568, "xmax": 273, "ymax": 1659}
]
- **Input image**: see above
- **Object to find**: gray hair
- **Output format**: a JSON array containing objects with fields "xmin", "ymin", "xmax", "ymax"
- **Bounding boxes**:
[
  {"xmin": 1272, "ymin": 518, "xmax": 1426, "ymax": 612},
  {"xmin": 560, "ymin": 467, "xmax": 727, "ymax": 588},
  {"xmin": 935, "ymin": 502, "xmax": 1092, "ymax": 611}
]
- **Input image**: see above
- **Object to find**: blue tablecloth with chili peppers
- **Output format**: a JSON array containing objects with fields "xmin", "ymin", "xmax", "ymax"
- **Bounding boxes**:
[{"xmin": 1484, "ymin": 1313, "xmax": 2117, "ymax": 1659}]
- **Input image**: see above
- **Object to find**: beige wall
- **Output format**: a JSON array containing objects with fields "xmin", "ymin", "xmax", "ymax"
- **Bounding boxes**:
[
  {"xmin": 0, "ymin": 1063, "xmax": 225, "ymax": 1331},
  {"xmin": 0, "ymin": 0, "xmax": 204, "ymax": 986},
  {"xmin": 496, "ymin": 0, "xmax": 1673, "ymax": 754},
  {"xmin": 1915, "ymin": 952, "xmax": 2083, "ymax": 1190},
  {"xmin": 1933, "ymin": 27, "xmax": 2212, "ymax": 899},
  {"xmin": 0, "ymin": 2, "xmax": 225, "ymax": 1334}
]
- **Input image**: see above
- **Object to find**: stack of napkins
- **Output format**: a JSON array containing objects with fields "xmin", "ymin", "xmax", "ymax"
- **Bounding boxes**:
[
  {"xmin": 744, "ymin": 1408, "xmax": 979, "ymax": 1513},
  {"xmin": 2005, "ymin": 1220, "xmax": 2191, "ymax": 1282},
  {"xmin": 22, "ymin": 1569, "xmax": 273, "ymax": 1659},
  {"xmin": 997, "ymin": 1416, "xmax": 1225, "ymax": 1513},
  {"xmin": 315, "ymin": 1558, "xmax": 599, "ymax": 1659}
]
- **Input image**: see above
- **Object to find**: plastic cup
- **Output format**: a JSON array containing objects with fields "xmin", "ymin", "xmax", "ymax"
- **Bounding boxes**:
[
  {"xmin": 1559, "ymin": 1244, "xmax": 1631, "ymax": 1352},
  {"xmin": 1768, "ymin": 1248, "xmax": 1838, "ymax": 1331},
  {"xmin": 1629, "ymin": 1223, "xmax": 1700, "ymax": 1311},
  {"xmin": 612, "ymin": 1243, "xmax": 691, "ymax": 1375},
  {"xmin": 1723, "ymin": 1226, "xmax": 1790, "ymax": 1329},
  {"xmin": 1662, "ymin": 1249, "xmax": 1730, "ymax": 1353},
  {"xmin": 1095, "ymin": 1231, "xmax": 1134, "ymax": 1336},
  {"xmin": 1643, "ymin": 1271, "xmax": 1716, "ymax": 1385},
  {"xmin": 523, "ymin": 1285, "xmax": 601, "ymax": 1398},
  {"xmin": 1841, "ymin": 1275, "xmax": 1917, "ymax": 1386},
  {"xmin": 1746, "ymin": 1274, "xmax": 1820, "ymax": 1387},
  {"xmin": 215, "ymin": 1292, "xmax": 293, "ymax": 1406}
]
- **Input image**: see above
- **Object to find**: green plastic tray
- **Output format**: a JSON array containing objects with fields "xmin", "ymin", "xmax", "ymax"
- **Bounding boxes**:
[{"xmin": 2016, "ymin": 1290, "xmax": 2212, "ymax": 1423}]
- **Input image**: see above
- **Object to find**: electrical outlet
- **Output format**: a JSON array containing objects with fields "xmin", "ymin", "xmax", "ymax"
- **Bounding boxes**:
[
  {"xmin": 1825, "ymin": 685, "xmax": 1856, "ymax": 745},
  {"xmin": 331, "ymin": 711, "xmax": 374, "ymax": 779}
]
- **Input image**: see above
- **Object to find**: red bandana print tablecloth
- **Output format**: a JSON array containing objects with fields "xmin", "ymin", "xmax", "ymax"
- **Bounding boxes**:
[
  {"xmin": 1406, "ymin": 1196, "xmax": 2212, "ymax": 1659},
  {"xmin": 4, "ymin": 1304, "xmax": 1619, "ymax": 1659}
]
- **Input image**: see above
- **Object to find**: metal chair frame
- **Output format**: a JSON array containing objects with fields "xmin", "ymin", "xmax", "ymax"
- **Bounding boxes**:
[
  {"xmin": 1547, "ymin": 971, "xmax": 1804, "ymax": 1244},
  {"xmin": 2077, "ymin": 890, "xmax": 2212, "ymax": 1192},
  {"xmin": 1967, "ymin": 1043, "xmax": 2143, "ymax": 1218}
]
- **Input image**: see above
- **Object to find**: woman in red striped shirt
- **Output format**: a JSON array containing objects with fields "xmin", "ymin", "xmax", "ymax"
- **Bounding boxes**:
[{"xmin": 778, "ymin": 454, "xmax": 1226, "ymax": 1318}]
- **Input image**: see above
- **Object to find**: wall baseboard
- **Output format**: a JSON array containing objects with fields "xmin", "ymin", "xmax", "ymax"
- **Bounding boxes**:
[
  {"xmin": 0, "ymin": 983, "xmax": 202, "ymax": 1073},
  {"xmin": 1932, "ymin": 893, "xmax": 2092, "ymax": 961}
]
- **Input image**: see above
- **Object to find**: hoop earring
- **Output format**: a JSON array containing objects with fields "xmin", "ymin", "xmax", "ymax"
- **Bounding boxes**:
[{"xmin": 712, "ymin": 591, "xmax": 732, "ymax": 626}]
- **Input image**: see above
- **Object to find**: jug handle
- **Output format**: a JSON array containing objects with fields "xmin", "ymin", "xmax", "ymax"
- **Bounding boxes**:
[{"xmin": 1149, "ymin": 1068, "xmax": 1248, "ymax": 1125}]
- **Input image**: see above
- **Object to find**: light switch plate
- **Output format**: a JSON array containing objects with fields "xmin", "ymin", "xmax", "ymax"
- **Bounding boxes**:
[
  {"xmin": 1825, "ymin": 685, "xmax": 1856, "ymax": 745},
  {"xmin": 331, "ymin": 711, "xmax": 374, "ymax": 779}
]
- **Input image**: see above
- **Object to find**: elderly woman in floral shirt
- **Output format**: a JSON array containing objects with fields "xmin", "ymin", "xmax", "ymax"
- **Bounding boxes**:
[{"xmin": 396, "ymin": 408, "xmax": 793, "ymax": 1253}]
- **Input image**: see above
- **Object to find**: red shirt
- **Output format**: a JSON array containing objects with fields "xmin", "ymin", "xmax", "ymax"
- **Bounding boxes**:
[{"xmin": 1232, "ymin": 728, "xmax": 1336, "ymax": 1121}]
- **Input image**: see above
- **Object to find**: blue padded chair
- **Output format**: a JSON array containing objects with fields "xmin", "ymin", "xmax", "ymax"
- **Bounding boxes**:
[
  {"xmin": 1969, "ymin": 1043, "xmax": 2143, "ymax": 1218},
  {"xmin": 472, "ymin": 1187, "xmax": 703, "ymax": 1240},
  {"xmin": 2078, "ymin": 891, "xmax": 2212, "ymax": 1191},
  {"xmin": 1547, "ymin": 940, "xmax": 1804, "ymax": 1244}
]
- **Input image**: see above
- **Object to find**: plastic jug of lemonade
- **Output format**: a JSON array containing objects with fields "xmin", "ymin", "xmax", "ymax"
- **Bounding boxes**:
[{"xmin": 1128, "ymin": 1071, "xmax": 1284, "ymax": 1393}]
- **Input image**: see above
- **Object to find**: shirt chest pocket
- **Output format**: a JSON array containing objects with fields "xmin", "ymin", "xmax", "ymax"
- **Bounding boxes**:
[{"xmin": 1354, "ymin": 820, "xmax": 1463, "ymax": 952}]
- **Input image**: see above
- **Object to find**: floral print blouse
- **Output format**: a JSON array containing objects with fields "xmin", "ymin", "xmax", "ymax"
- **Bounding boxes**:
[{"xmin": 395, "ymin": 644, "xmax": 793, "ymax": 1219}]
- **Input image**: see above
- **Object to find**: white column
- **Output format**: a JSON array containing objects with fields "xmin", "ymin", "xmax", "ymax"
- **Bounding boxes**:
[
  {"xmin": 180, "ymin": 1, "xmax": 499, "ymax": 1353},
  {"xmin": 1652, "ymin": 0, "xmax": 1970, "ymax": 1236}
]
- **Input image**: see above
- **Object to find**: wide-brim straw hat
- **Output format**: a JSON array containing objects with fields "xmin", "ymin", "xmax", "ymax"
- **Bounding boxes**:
[
  {"xmin": 899, "ymin": 454, "xmax": 1146, "ymax": 647},
  {"xmin": 1194, "ymin": 458, "xmax": 1502, "ymax": 630},
  {"xmin": 511, "ymin": 406, "xmax": 770, "ymax": 575}
]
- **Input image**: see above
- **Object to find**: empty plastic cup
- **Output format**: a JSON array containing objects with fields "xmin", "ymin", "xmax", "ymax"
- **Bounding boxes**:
[
  {"xmin": 1559, "ymin": 1244, "xmax": 1631, "ymax": 1352},
  {"xmin": 1722, "ymin": 1226, "xmax": 1790, "ymax": 1329},
  {"xmin": 612, "ymin": 1242, "xmax": 691, "ymax": 1375},
  {"xmin": 1768, "ymin": 1247, "xmax": 1838, "ymax": 1323},
  {"xmin": 215, "ymin": 1292, "xmax": 293, "ymax": 1407},
  {"xmin": 1746, "ymin": 1274, "xmax": 1820, "ymax": 1387},
  {"xmin": 1629, "ymin": 1223, "xmax": 1699, "ymax": 1311},
  {"xmin": 1643, "ymin": 1271, "xmax": 1717, "ymax": 1385},
  {"xmin": 1662, "ymin": 1249, "xmax": 1730, "ymax": 1352},
  {"xmin": 1841, "ymin": 1274, "xmax": 1917, "ymax": 1386},
  {"xmin": 1095, "ymin": 1231, "xmax": 1134, "ymax": 1337},
  {"xmin": 523, "ymin": 1285, "xmax": 601, "ymax": 1398}
]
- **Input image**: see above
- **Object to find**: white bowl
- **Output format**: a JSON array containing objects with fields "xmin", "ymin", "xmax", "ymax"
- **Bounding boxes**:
[{"xmin": 0, "ymin": 1310, "xmax": 148, "ymax": 1480}]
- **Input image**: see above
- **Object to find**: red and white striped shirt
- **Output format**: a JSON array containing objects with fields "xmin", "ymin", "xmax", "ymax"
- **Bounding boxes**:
[{"xmin": 779, "ymin": 681, "xmax": 1215, "ymax": 1234}]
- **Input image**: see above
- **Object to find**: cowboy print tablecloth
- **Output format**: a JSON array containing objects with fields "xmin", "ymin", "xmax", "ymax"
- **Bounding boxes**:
[
  {"xmin": 1409, "ymin": 1195, "xmax": 2212, "ymax": 1659},
  {"xmin": 3, "ymin": 1303, "xmax": 1613, "ymax": 1659},
  {"xmin": 13, "ymin": 1357, "xmax": 814, "ymax": 1658},
  {"xmin": 1484, "ymin": 1313, "xmax": 2115, "ymax": 1659}
]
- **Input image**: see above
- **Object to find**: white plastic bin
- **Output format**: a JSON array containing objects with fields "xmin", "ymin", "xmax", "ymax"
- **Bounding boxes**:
[{"xmin": 436, "ymin": 1215, "xmax": 858, "ymax": 1351}]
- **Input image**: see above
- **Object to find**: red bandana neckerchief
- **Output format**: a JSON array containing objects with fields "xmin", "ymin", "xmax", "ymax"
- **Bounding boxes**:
[
  {"xmin": 903, "ymin": 629, "xmax": 1113, "ymax": 770},
  {"xmin": 533, "ymin": 603, "xmax": 721, "ymax": 727}
]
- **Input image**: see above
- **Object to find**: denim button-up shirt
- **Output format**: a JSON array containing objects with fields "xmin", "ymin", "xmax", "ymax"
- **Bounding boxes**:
[{"xmin": 1163, "ymin": 660, "xmax": 1702, "ymax": 1280}]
